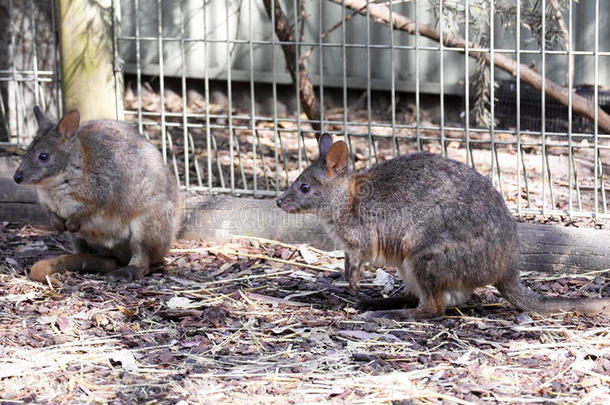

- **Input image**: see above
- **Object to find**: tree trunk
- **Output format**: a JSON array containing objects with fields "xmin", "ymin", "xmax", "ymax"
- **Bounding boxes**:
[{"xmin": 58, "ymin": 0, "xmax": 123, "ymax": 120}]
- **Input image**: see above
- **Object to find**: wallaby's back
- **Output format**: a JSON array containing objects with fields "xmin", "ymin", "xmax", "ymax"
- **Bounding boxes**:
[
  {"xmin": 350, "ymin": 153, "xmax": 519, "ymax": 294},
  {"xmin": 76, "ymin": 120, "xmax": 178, "ymax": 226}
]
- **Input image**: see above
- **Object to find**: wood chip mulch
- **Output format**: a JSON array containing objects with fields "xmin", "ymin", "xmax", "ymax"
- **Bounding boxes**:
[{"xmin": 1, "ymin": 222, "xmax": 609, "ymax": 404}]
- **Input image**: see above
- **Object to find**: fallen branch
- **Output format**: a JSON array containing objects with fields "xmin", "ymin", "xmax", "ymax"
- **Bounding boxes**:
[
  {"xmin": 262, "ymin": 0, "xmax": 321, "ymax": 137},
  {"xmin": 327, "ymin": 0, "xmax": 610, "ymax": 133}
]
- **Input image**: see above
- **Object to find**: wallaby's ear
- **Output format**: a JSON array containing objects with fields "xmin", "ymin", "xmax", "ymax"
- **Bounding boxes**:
[
  {"xmin": 319, "ymin": 133, "xmax": 333, "ymax": 158},
  {"xmin": 325, "ymin": 141, "xmax": 349, "ymax": 177},
  {"xmin": 33, "ymin": 106, "xmax": 45, "ymax": 124},
  {"xmin": 33, "ymin": 106, "xmax": 54, "ymax": 129},
  {"xmin": 57, "ymin": 109, "xmax": 80, "ymax": 140}
]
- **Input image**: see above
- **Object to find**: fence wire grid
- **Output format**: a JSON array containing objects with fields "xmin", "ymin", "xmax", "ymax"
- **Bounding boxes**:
[
  {"xmin": 2, "ymin": 0, "xmax": 610, "ymax": 221},
  {"xmin": 0, "ymin": 0, "xmax": 61, "ymax": 147}
]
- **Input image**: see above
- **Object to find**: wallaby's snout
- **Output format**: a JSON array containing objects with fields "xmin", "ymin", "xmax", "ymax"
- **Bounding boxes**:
[
  {"xmin": 276, "ymin": 190, "xmax": 297, "ymax": 213},
  {"xmin": 13, "ymin": 171, "xmax": 24, "ymax": 184}
]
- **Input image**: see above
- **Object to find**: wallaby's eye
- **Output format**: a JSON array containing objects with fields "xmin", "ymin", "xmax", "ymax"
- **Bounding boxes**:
[
  {"xmin": 299, "ymin": 183, "xmax": 310, "ymax": 193},
  {"xmin": 38, "ymin": 152, "xmax": 49, "ymax": 161}
]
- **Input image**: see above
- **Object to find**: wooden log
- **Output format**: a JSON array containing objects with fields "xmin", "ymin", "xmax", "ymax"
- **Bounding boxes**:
[
  {"xmin": 183, "ymin": 196, "xmax": 610, "ymax": 275},
  {"xmin": 180, "ymin": 195, "xmax": 336, "ymax": 248},
  {"xmin": 518, "ymin": 222, "xmax": 610, "ymax": 274},
  {"xmin": 0, "ymin": 177, "xmax": 609, "ymax": 275},
  {"xmin": 58, "ymin": 0, "xmax": 123, "ymax": 120},
  {"xmin": 0, "ymin": 175, "xmax": 48, "ymax": 225},
  {"xmin": 0, "ymin": 176, "xmax": 38, "ymax": 203}
]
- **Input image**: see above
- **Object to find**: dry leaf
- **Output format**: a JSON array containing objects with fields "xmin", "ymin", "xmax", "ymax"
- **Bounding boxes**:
[
  {"xmin": 109, "ymin": 350, "xmax": 139, "ymax": 373},
  {"xmin": 299, "ymin": 245, "xmax": 318, "ymax": 264}
]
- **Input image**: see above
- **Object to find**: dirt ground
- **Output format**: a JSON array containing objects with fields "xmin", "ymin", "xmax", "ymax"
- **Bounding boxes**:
[{"xmin": 1, "ymin": 222, "xmax": 609, "ymax": 404}]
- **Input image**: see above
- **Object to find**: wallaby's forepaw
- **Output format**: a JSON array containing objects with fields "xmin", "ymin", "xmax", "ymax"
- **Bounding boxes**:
[
  {"xmin": 48, "ymin": 214, "xmax": 67, "ymax": 233},
  {"xmin": 65, "ymin": 216, "xmax": 82, "ymax": 233},
  {"xmin": 107, "ymin": 265, "xmax": 138, "ymax": 282}
]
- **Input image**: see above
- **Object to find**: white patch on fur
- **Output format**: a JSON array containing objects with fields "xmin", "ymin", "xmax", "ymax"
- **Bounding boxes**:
[
  {"xmin": 444, "ymin": 288, "xmax": 472, "ymax": 307},
  {"xmin": 127, "ymin": 216, "xmax": 148, "ymax": 267},
  {"xmin": 79, "ymin": 213, "xmax": 131, "ymax": 249},
  {"xmin": 397, "ymin": 260, "xmax": 422, "ymax": 298},
  {"xmin": 398, "ymin": 260, "xmax": 472, "ymax": 307}
]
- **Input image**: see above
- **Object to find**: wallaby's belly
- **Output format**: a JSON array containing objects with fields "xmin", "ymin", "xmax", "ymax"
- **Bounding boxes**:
[
  {"xmin": 78, "ymin": 214, "xmax": 131, "ymax": 250},
  {"xmin": 39, "ymin": 188, "xmax": 131, "ymax": 249}
]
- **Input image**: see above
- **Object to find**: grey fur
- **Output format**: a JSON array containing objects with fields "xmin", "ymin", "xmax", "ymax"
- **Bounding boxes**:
[
  {"xmin": 14, "ymin": 106, "xmax": 180, "ymax": 281},
  {"xmin": 277, "ymin": 134, "xmax": 610, "ymax": 319}
]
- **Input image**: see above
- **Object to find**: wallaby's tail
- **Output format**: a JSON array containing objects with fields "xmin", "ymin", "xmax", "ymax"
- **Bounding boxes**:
[
  {"xmin": 496, "ymin": 278, "xmax": 610, "ymax": 316},
  {"xmin": 31, "ymin": 254, "xmax": 118, "ymax": 286}
]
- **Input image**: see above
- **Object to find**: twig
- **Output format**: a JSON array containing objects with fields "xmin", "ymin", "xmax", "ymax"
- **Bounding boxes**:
[
  {"xmin": 228, "ymin": 234, "xmax": 341, "ymax": 256},
  {"xmin": 171, "ymin": 247, "xmax": 335, "ymax": 273}
]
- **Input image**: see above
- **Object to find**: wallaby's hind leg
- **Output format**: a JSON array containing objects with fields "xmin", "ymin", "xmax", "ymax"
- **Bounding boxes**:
[
  {"xmin": 30, "ymin": 254, "xmax": 118, "ymax": 286},
  {"xmin": 107, "ymin": 213, "xmax": 173, "ymax": 282},
  {"xmin": 362, "ymin": 288, "xmax": 446, "ymax": 320},
  {"xmin": 107, "ymin": 241, "xmax": 150, "ymax": 282}
]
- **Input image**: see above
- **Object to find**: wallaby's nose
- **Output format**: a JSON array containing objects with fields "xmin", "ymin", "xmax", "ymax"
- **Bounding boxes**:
[
  {"xmin": 13, "ymin": 171, "xmax": 23, "ymax": 184},
  {"xmin": 276, "ymin": 197, "xmax": 283, "ymax": 207}
]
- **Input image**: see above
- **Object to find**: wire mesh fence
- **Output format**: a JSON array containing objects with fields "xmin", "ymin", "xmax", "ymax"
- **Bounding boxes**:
[
  {"xmin": 1, "ymin": 1, "xmax": 609, "ymax": 221},
  {"xmin": 0, "ymin": 0, "xmax": 61, "ymax": 147},
  {"xmin": 114, "ymin": 0, "xmax": 610, "ymax": 220}
]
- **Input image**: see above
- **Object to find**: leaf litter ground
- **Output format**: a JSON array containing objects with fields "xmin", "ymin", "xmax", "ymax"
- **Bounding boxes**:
[{"xmin": 1, "ymin": 222, "xmax": 609, "ymax": 404}]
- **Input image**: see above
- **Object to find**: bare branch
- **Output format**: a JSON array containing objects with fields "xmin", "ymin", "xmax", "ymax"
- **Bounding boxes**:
[
  {"xmin": 263, "ymin": 0, "xmax": 321, "ymax": 137},
  {"xmin": 327, "ymin": 0, "xmax": 610, "ymax": 133}
]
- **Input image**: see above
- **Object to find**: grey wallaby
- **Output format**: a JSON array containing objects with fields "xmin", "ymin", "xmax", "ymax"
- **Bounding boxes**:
[
  {"xmin": 13, "ymin": 106, "xmax": 180, "ymax": 284},
  {"xmin": 276, "ymin": 134, "xmax": 610, "ymax": 319}
]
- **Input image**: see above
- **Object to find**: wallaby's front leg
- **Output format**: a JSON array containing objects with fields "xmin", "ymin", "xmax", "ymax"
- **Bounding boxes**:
[
  {"xmin": 345, "ymin": 252, "xmax": 363, "ymax": 290},
  {"xmin": 43, "ymin": 207, "xmax": 66, "ymax": 232},
  {"xmin": 65, "ymin": 211, "xmax": 91, "ymax": 233},
  {"xmin": 30, "ymin": 254, "xmax": 118, "ymax": 286}
]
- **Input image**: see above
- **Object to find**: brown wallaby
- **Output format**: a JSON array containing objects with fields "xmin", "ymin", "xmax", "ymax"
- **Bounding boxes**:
[
  {"xmin": 276, "ymin": 134, "xmax": 610, "ymax": 319},
  {"xmin": 13, "ymin": 106, "xmax": 180, "ymax": 284}
]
